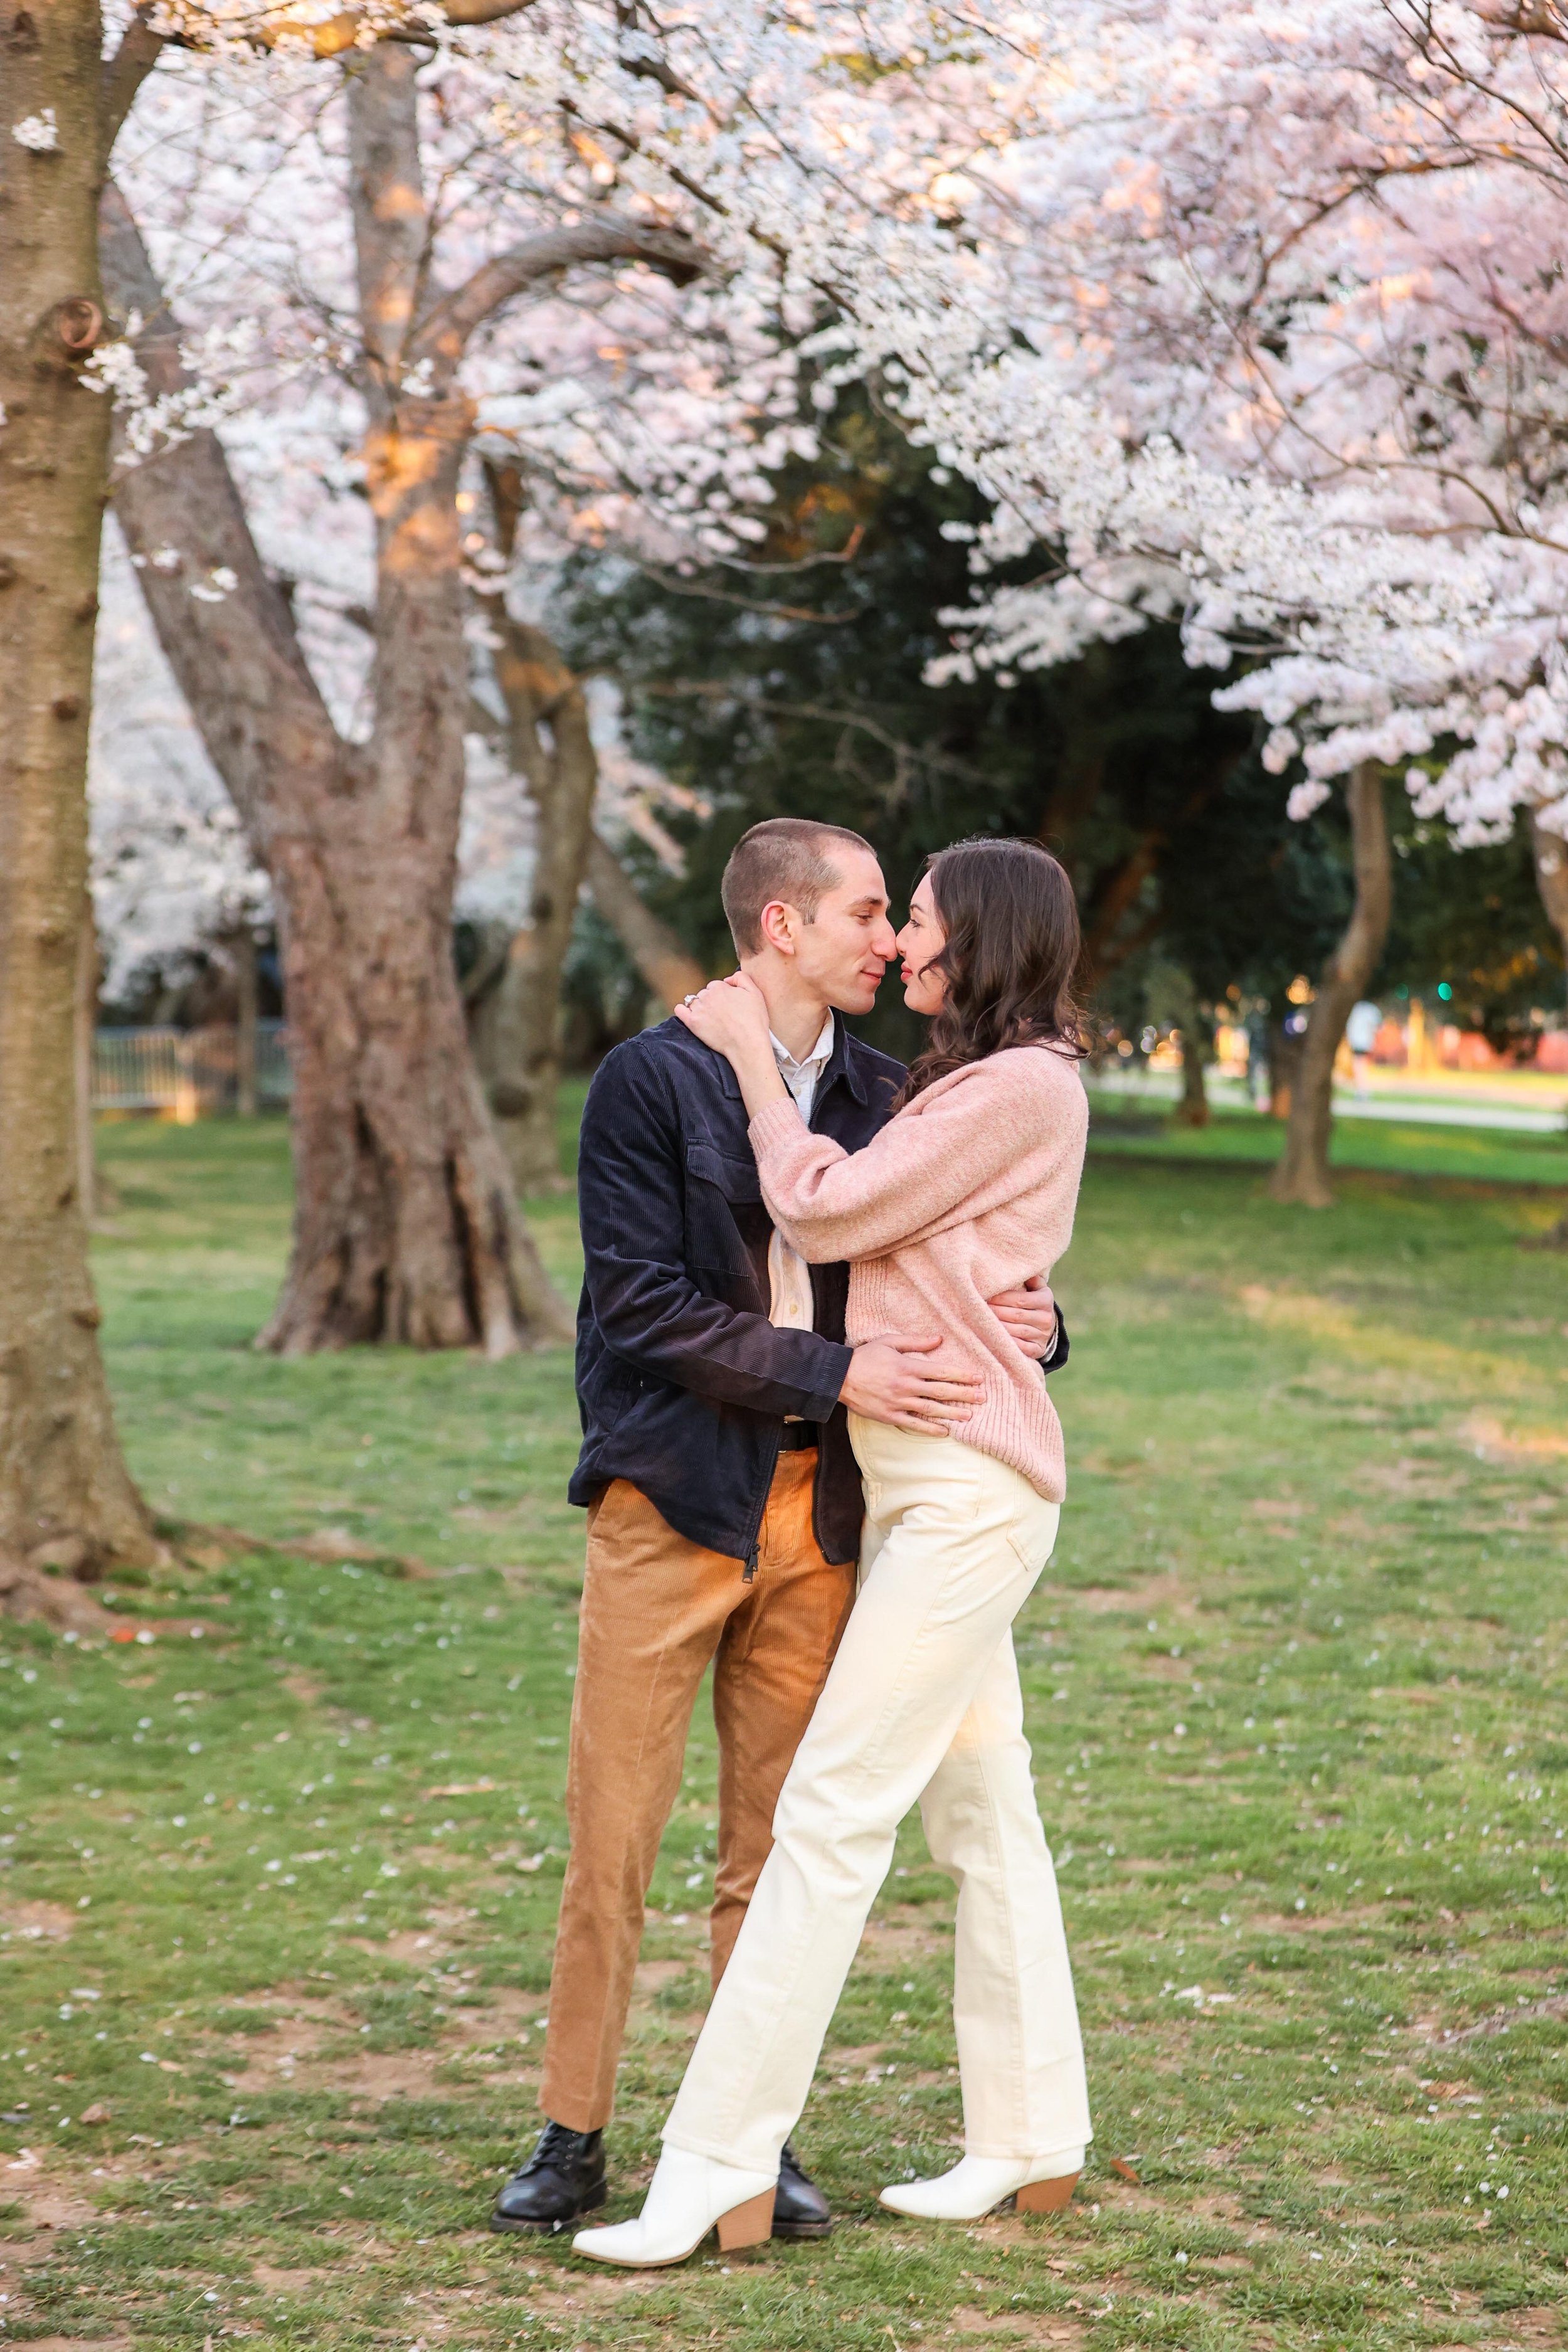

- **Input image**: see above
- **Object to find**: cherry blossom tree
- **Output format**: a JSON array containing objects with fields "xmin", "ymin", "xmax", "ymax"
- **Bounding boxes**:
[
  {"xmin": 90, "ymin": 0, "xmax": 1017, "ymax": 1342},
  {"xmin": 817, "ymin": 0, "xmax": 1568, "ymax": 1202},
  {"xmin": 0, "ymin": 0, "xmax": 174, "ymax": 1598}
]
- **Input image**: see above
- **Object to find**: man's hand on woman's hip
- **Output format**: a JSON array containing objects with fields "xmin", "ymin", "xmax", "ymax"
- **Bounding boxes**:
[{"xmin": 839, "ymin": 1335, "xmax": 984, "ymax": 1436}]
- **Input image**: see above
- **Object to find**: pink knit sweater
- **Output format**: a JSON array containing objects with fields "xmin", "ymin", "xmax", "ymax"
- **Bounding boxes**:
[{"xmin": 749, "ymin": 1042, "xmax": 1088, "ymax": 1502}]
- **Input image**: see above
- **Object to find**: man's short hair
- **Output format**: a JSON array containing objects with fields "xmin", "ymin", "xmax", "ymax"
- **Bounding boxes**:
[{"xmin": 720, "ymin": 818, "xmax": 877, "ymax": 956}]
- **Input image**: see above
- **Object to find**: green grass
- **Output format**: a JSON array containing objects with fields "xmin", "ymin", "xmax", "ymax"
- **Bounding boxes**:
[
  {"xmin": 3, "ymin": 1112, "xmax": 1568, "ymax": 2351},
  {"xmin": 1085, "ymin": 1092, "xmax": 1568, "ymax": 1190}
]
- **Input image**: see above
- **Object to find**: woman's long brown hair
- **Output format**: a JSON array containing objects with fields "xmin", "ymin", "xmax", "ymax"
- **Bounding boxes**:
[{"xmin": 898, "ymin": 837, "xmax": 1088, "ymax": 1106}]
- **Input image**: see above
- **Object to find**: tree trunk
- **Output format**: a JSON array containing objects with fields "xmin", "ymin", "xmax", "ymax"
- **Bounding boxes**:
[
  {"xmin": 1269, "ymin": 761, "xmax": 1392, "ymax": 1206},
  {"xmin": 467, "ymin": 462, "xmax": 703, "ymax": 1171},
  {"xmin": 75, "ymin": 887, "xmax": 98, "ymax": 1224},
  {"xmin": 98, "ymin": 169, "xmax": 570, "ymax": 1350},
  {"xmin": 1172, "ymin": 1012, "xmax": 1210, "ymax": 1128},
  {"xmin": 477, "ymin": 614, "xmax": 601, "ymax": 1192},
  {"xmin": 1529, "ymin": 810, "xmax": 1568, "ymax": 991},
  {"xmin": 259, "ymin": 804, "xmax": 570, "ymax": 1352},
  {"xmin": 231, "ymin": 926, "xmax": 258, "ymax": 1116},
  {"xmin": 0, "ymin": 0, "xmax": 157, "ymax": 1578},
  {"xmin": 586, "ymin": 830, "xmax": 706, "ymax": 1009},
  {"xmin": 1527, "ymin": 811, "xmax": 1568, "ymax": 1249}
]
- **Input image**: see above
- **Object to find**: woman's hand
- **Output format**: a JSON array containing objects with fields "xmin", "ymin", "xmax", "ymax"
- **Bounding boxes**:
[
  {"xmin": 989, "ymin": 1277, "xmax": 1057, "ymax": 1360},
  {"xmin": 673, "ymin": 972, "xmax": 788, "ymax": 1115}
]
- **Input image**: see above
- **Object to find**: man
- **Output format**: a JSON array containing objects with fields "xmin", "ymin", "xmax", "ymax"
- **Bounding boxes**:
[{"xmin": 491, "ymin": 818, "xmax": 1065, "ymax": 2238}]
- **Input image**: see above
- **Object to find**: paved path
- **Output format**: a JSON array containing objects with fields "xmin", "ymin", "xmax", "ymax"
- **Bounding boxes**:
[{"xmin": 1091, "ymin": 1067, "xmax": 1568, "ymax": 1136}]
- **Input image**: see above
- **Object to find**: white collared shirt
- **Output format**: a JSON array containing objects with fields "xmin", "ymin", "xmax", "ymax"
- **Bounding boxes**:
[{"xmin": 766, "ymin": 1012, "xmax": 835, "ymax": 1335}]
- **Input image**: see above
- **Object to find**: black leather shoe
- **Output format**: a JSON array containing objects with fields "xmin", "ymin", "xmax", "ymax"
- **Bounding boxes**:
[
  {"xmin": 773, "ymin": 2139, "xmax": 833, "ymax": 2240},
  {"xmin": 490, "ymin": 2122, "xmax": 607, "ymax": 2233}
]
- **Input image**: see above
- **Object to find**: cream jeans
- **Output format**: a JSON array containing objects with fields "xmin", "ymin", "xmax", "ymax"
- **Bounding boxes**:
[{"xmin": 664, "ymin": 1417, "xmax": 1091, "ymax": 2171}]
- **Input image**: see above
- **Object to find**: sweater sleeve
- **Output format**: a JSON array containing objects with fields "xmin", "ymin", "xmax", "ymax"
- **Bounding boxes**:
[{"xmin": 748, "ymin": 1057, "xmax": 1069, "ymax": 1262}]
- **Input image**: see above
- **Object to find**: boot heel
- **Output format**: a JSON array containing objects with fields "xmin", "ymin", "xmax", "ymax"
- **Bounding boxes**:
[
  {"xmin": 716, "ymin": 2188, "xmax": 776, "ymax": 2250},
  {"xmin": 1017, "ymin": 2172, "xmax": 1078, "ymax": 2215}
]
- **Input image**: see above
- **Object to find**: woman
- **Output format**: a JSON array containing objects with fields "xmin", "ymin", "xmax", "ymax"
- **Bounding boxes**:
[{"xmin": 575, "ymin": 837, "xmax": 1093, "ymax": 2267}]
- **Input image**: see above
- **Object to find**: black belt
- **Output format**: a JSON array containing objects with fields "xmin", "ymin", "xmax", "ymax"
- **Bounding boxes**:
[{"xmin": 777, "ymin": 1422, "xmax": 819, "ymax": 1452}]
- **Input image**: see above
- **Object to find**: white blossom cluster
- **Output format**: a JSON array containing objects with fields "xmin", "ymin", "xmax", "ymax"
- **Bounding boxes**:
[
  {"xmin": 98, "ymin": 0, "xmax": 1568, "ymax": 925},
  {"xmin": 811, "ymin": 0, "xmax": 1568, "ymax": 843},
  {"xmin": 12, "ymin": 108, "xmax": 58, "ymax": 149},
  {"xmin": 93, "ymin": 0, "xmax": 1055, "ymax": 966}
]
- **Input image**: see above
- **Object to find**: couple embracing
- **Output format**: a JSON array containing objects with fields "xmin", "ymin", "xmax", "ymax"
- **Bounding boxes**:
[{"xmin": 491, "ymin": 819, "xmax": 1093, "ymax": 2265}]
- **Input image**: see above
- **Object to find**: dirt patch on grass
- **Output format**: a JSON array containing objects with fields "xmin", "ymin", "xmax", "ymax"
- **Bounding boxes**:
[
  {"xmin": 221, "ymin": 1979, "xmax": 543, "ymax": 2105},
  {"xmin": 951, "ymin": 2303, "xmax": 1086, "ymax": 2344},
  {"xmin": 222, "ymin": 2016, "xmax": 331, "ymax": 2092},
  {"xmin": 1460, "ymin": 1413, "xmax": 1568, "ymax": 1465},
  {"xmin": 1358, "ymin": 1456, "xmax": 1466, "ymax": 1499},
  {"xmin": 253, "ymin": 2262, "xmax": 337, "ymax": 2293},
  {"xmin": 858, "ymin": 1910, "xmax": 954, "ymax": 1969},
  {"xmin": 1247, "ymin": 1905, "xmax": 1384, "ymax": 1934},
  {"xmin": 507, "ymin": 2274, "xmax": 647, "ymax": 2318},
  {"xmin": 1488, "ymin": 2310, "xmax": 1564, "ymax": 2349},
  {"xmin": 8, "ymin": 2339, "xmax": 132, "ymax": 2352},
  {"xmin": 1047, "ymin": 1573, "xmax": 1190, "ymax": 1619},
  {"xmin": 632, "ymin": 1957, "xmax": 696, "ymax": 1998},
  {"xmin": 1421, "ymin": 1991, "xmax": 1568, "ymax": 2045},
  {"xmin": 0, "ymin": 2163, "xmax": 104, "ymax": 2288},
  {"xmin": 0, "ymin": 1900, "xmax": 77, "ymax": 1942}
]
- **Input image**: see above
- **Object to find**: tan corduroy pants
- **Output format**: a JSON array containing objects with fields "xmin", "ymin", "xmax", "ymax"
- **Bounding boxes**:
[{"xmin": 540, "ymin": 1454, "xmax": 856, "ymax": 2132}]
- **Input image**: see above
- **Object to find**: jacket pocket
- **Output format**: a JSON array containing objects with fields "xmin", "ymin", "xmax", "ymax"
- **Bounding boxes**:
[{"xmin": 684, "ymin": 1140, "xmax": 770, "ymax": 1271}]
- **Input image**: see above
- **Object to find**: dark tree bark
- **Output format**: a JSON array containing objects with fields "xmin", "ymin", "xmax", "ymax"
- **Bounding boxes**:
[
  {"xmin": 465, "ymin": 465, "xmax": 599, "ymax": 1192},
  {"xmin": 1525, "ymin": 812, "xmax": 1568, "ymax": 1248},
  {"xmin": 1173, "ymin": 1012, "xmax": 1210, "ymax": 1128},
  {"xmin": 75, "ymin": 888, "xmax": 100, "ymax": 1224},
  {"xmin": 1270, "ymin": 761, "xmax": 1392, "ymax": 1207},
  {"xmin": 585, "ymin": 832, "xmax": 706, "ymax": 1009},
  {"xmin": 1530, "ymin": 811, "xmax": 1568, "ymax": 992},
  {"xmin": 0, "ymin": 0, "xmax": 157, "ymax": 1581},
  {"xmin": 465, "ymin": 463, "xmax": 704, "ymax": 1173},
  {"xmin": 101, "ymin": 181, "xmax": 566, "ymax": 1353},
  {"xmin": 98, "ymin": 52, "xmax": 697, "ymax": 1348}
]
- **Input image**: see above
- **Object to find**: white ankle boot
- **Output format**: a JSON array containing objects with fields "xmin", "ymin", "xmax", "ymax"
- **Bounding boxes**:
[
  {"xmin": 879, "ymin": 2148, "xmax": 1085, "ymax": 2222},
  {"xmin": 573, "ymin": 2144, "xmax": 776, "ymax": 2267}
]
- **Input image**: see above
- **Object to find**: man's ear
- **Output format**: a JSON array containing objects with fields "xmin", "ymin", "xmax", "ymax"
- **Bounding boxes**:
[{"xmin": 756, "ymin": 899, "xmax": 799, "ymax": 957}]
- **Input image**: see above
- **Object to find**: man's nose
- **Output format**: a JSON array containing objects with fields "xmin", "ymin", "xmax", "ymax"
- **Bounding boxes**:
[{"xmin": 871, "ymin": 917, "xmax": 898, "ymax": 960}]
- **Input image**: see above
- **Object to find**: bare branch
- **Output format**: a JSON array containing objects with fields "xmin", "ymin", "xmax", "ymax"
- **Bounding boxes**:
[
  {"xmin": 161, "ymin": 0, "xmax": 540, "ymax": 60},
  {"xmin": 415, "ymin": 216, "xmax": 705, "ymax": 363},
  {"xmin": 100, "ymin": 4, "xmax": 167, "ymax": 157},
  {"xmin": 630, "ymin": 565, "xmax": 857, "ymax": 626},
  {"xmin": 639, "ymin": 681, "xmax": 992, "ymax": 780}
]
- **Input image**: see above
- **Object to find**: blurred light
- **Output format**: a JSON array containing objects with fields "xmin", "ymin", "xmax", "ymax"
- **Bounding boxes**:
[{"xmin": 1437, "ymin": 983, "xmax": 1453, "ymax": 1000}]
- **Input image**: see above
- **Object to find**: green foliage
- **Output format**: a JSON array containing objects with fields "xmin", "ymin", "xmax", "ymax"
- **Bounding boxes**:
[
  {"xmin": 1, "ymin": 1117, "xmax": 1565, "ymax": 2348},
  {"xmin": 561, "ymin": 401, "xmax": 1352, "ymax": 1048},
  {"xmin": 1083, "ymin": 1089, "xmax": 1568, "ymax": 1187},
  {"xmin": 1385, "ymin": 817, "xmax": 1565, "ymax": 1047},
  {"xmin": 566, "ymin": 405, "xmax": 1565, "ymax": 1048}
]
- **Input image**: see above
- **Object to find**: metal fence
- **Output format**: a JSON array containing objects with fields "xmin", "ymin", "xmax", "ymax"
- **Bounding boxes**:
[{"xmin": 93, "ymin": 1022, "xmax": 292, "ymax": 1116}]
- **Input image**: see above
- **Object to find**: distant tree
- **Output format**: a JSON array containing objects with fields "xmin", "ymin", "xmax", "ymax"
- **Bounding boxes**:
[{"xmin": 1384, "ymin": 818, "xmax": 1565, "ymax": 1054}]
